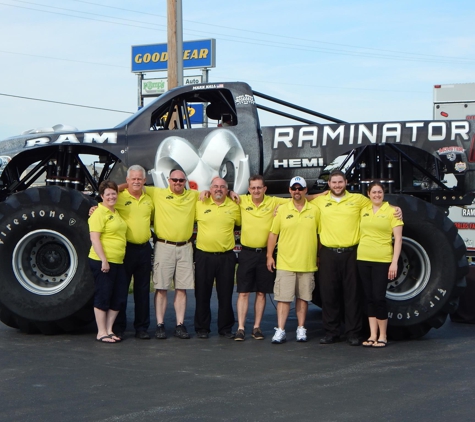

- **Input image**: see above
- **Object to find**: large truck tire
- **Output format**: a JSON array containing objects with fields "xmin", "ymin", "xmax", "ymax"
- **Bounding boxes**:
[
  {"xmin": 0, "ymin": 186, "xmax": 95, "ymax": 334},
  {"xmin": 384, "ymin": 194, "xmax": 468, "ymax": 339}
]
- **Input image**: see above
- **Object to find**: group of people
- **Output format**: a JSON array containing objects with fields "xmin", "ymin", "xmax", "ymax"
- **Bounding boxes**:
[{"xmin": 88, "ymin": 166, "xmax": 403, "ymax": 347}]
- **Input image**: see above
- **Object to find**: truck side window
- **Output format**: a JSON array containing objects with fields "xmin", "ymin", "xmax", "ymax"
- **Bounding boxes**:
[{"xmin": 149, "ymin": 89, "xmax": 237, "ymax": 131}]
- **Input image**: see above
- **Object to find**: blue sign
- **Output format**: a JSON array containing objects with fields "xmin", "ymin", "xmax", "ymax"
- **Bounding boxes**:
[
  {"xmin": 131, "ymin": 39, "xmax": 215, "ymax": 73},
  {"xmin": 161, "ymin": 103, "xmax": 203, "ymax": 124},
  {"xmin": 189, "ymin": 103, "xmax": 204, "ymax": 124}
]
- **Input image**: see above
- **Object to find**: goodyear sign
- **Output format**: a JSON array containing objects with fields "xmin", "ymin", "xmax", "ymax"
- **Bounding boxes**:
[{"xmin": 131, "ymin": 39, "xmax": 216, "ymax": 72}]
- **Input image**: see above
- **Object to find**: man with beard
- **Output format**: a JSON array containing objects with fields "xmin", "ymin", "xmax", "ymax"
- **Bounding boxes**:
[
  {"xmin": 266, "ymin": 176, "xmax": 320, "ymax": 344},
  {"xmin": 145, "ymin": 169, "xmax": 198, "ymax": 340},
  {"xmin": 194, "ymin": 177, "xmax": 241, "ymax": 339},
  {"xmin": 310, "ymin": 170, "xmax": 401, "ymax": 346}
]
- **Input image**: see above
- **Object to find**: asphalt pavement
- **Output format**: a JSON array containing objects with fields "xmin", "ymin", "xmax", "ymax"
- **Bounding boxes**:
[{"xmin": 1, "ymin": 291, "xmax": 474, "ymax": 422}]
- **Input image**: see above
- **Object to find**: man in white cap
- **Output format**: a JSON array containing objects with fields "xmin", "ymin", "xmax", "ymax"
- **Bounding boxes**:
[{"xmin": 266, "ymin": 176, "xmax": 320, "ymax": 344}]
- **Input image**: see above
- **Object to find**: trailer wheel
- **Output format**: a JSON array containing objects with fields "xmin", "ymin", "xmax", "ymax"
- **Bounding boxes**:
[
  {"xmin": 385, "ymin": 195, "xmax": 467, "ymax": 339},
  {"xmin": 0, "ymin": 186, "xmax": 95, "ymax": 334}
]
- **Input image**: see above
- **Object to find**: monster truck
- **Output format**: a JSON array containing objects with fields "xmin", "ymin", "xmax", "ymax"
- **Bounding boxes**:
[{"xmin": 0, "ymin": 81, "xmax": 472, "ymax": 338}]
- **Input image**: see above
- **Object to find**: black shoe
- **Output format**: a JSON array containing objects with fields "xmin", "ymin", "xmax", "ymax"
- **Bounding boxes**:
[
  {"xmin": 234, "ymin": 329, "xmax": 245, "ymax": 341},
  {"xmin": 174, "ymin": 324, "xmax": 190, "ymax": 339},
  {"xmin": 251, "ymin": 327, "xmax": 265, "ymax": 340},
  {"xmin": 197, "ymin": 330, "xmax": 209, "ymax": 339},
  {"xmin": 319, "ymin": 335, "xmax": 340, "ymax": 344},
  {"xmin": 135, "ymin": 331, "xmax": 150, "ymax": 340},
  {"xmin": 220, "ymin": 331, "xmax": 235, "ymax": 339},
  {"xmin": 155, "ymin": 323, "xmax": 167, "ymax": 339},
  {"xmin": 347, "ymin": 337, "xmax": 361, "ymax": 346}
]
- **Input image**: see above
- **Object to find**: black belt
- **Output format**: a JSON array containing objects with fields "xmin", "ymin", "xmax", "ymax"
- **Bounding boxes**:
[
  {"xmin": 127, "ymin": 241, "xmax": 150, "ymax": 248},
  {"xmin": 241, "ymin": 245, "xmax": 266, "ymax": 253},
  {"xmin": 198, "ymin": 249, "xmax": 234, "ymax": 255},
  {"xmin": 156, "ymin": 238, "xmax": 190, "ymax": 247},
  {"xmin": 322, "ymin": 245, "xmax": 357, "ymax": 253}
]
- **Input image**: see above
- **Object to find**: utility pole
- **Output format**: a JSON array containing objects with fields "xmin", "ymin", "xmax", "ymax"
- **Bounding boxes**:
[{"xmin": 167, "ymin": 0, "xmax": 183, "ymax": 89}]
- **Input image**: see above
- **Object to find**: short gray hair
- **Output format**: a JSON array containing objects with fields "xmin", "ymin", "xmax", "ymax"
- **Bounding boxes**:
[
  {"xmin": 210, "ymin": 176, "xmax": 228, "ymax": 188},
  {"xmin": 127, "ymin": 165, "xmax": 146, "ymax": 178}
]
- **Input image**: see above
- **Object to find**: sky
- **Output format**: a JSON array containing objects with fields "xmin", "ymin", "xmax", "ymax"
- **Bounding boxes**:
[{"xmin": 0, "ymin": 0, "xmax": 474, "ymax": 140}]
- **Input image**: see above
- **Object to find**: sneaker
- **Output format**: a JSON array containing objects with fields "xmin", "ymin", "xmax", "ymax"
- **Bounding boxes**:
[
  {"xmin": 347, "ymin": 337, "xmax": 361, "ymax": 346},
  {"xmin": 135, "ymin": 331, "xmax": 151, "ymax": 340},
  {"xmin": 251, "ymin": 327, "xmax": 265, "ymax": 340},
  {"xmin": 271, "ymin": 327, "xmax": 286, "ymax": 344},
  {"xmin": 220, "ymin": 331, "xmax": 235, "ymax": 339},
  {"xmin": 234, "ymin": 329, "xmax": 245, "ymax": 341},
  {"xmin": 155, "ymin": 323, "xmax": 167, "ymax": 339},
  {"xmin": 174, "ymin": 324, "xmax": 190, "ymax": 339},
  {"xmin": 296, "ymin": 326, "xmax": 307, "ymax": 342},
  {"xmin": 320, "ymin": 335, "xmax": 340, "ymax": 344},
  {"xmin": 197, "ymin": 330, "xmax": 209, "ymax": 339}
]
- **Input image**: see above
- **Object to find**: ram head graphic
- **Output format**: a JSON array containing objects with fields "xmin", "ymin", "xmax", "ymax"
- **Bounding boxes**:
[{"xmin": 151, "ymin": 128, "xmax": 250, "ymax": 193}]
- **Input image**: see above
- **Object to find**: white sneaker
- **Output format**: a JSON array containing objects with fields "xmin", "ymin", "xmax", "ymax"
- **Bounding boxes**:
[
  {"xmin": 272, "ymin": 327, "xmax": 286, "ymax": 344},
  {"xmin": 296, "ymin": 326, "xmax": 307, "ymax": 342}
]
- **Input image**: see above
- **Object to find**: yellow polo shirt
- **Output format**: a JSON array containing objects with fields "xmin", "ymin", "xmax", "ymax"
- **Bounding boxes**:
[
  {"xmin": 88, "ymin": 203, "xmax": 127, "ymax": 264},
  {"xmin": 311, "ymin": 191, "xmax": 370, "ymax": 248},
  {"xmin": 239, "ymin": 194, "xmax": 290, "ymax": 248},
  {"xmin": 145, "ymin": 186, "xmax": 199, "ymax": 242},
  {"xmin": 357, "ymin": 202, "xmax": 404, "ymax": 262},
  {"xmin": 270, "ymin": 200, "xmax": 320, "ymax": 272},
  {"xmin": 195, "ymin": 196, "xmax": 241, "ymax": 252},
  {"xmin": 115, "ymin": 190, "xmax": 154, "ymax": 244}
]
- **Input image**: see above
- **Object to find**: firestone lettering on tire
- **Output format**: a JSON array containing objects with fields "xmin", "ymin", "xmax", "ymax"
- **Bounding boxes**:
[
  {"xmin": 387, "ymin": 289, "xmax": 447, "ymax": 320},
  {"xmin": 0, "ymin": 211, "xmax": 67, "ymax": 244}
]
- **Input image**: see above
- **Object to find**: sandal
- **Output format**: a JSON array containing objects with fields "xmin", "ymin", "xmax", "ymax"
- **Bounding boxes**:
[
  {"xmin": 362, "ymin": 339, "xmax": 376, "ymax": 347},
  {"xmin": 108, "ymin": 334, "xmax": 122, "ymax": 342},
  {"xmin": 372, "ymin": 339, "xmax": 387, "ymax": 348},
  {"xmin": 96, "ymin": 335, "xmax": 116, "ymax": 344}
]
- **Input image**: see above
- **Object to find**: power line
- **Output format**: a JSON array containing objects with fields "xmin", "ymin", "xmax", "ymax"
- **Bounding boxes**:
[
  {"xmin": 215, "ymin": 78, "xmax": 427, "ymax": 94},
  {"xmin": 0, "ymin": 93, "xmax": 134, "ymax": 114},
  {"xmin": 3, "ymin": 0, "xmax": 474, "ymax": 65},
  {"xmin": 0, "ymin": 1, "xmax": 167, "ymax": 32},
  {"xmin": 0, "ymin": 50, "xmax": 128, "ymax": 68},
  {"xmin": 67, "ymin": 0, "xmax": 475, "ymax": 63}
]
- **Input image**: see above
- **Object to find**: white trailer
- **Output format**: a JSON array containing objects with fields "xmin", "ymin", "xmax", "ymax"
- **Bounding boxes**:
[
  {"xmin": 434, "ymin": 83, "xmax": 475, "ymax": 255},
  {"xmin": 434, "ymin": 83, "xmax": 475, "ymax": 120}
]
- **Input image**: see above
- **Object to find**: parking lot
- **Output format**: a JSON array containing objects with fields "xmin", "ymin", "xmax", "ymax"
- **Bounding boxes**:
[{"xmin": 1, "ymin": 291, "xmax": 475, "ymax": 422}]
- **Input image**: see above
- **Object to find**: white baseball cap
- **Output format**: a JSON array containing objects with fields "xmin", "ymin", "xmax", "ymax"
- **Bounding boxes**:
[{"xmin": 289, "ymin": 176, "xmax": 307, "ymax": 188}]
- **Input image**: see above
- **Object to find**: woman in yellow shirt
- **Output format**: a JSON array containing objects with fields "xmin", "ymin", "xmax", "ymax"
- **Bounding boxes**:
[
  {"xmin": 357, "ymin": 182, "xmax": 403, "ymax": 348},
  {"xmin": 89, "ymin": 181, "xmax": 128, "ymax": 343}
]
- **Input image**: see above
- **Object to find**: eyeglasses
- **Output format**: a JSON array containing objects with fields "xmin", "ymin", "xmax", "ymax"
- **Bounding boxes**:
[
  {"xmin": 170, "ymin": 178, "xmax": 186, "ymax": 183},
  {"xmin": 290, "ymin": 186, "xmax": 305, "ymax": 191},
  {"xmin": 249, "ymin": 186, "xmax": 264, "ymax": 190},
  {"xmin": 211, "ymin": 185, "xmax": 227, "ymax": 189}
]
